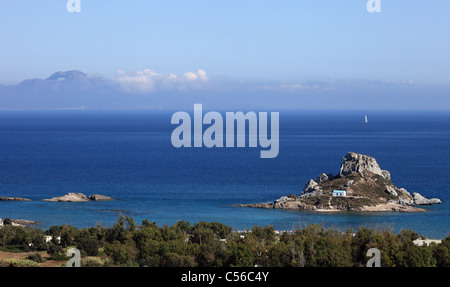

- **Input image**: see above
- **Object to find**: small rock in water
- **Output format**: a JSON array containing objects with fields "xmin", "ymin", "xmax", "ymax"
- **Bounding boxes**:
[
  {"xmin": 412, "ymin": 192, "xmax": 441, "ymax": 205},
  {"xmin": 89, "ymin": 194, "xmax": 113, "ymax": 201}
]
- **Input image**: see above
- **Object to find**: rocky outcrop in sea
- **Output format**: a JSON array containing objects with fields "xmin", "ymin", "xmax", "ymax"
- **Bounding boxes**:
[
  {"xmin": 0, "ymin": 218, "xmax": 39, "ymax": 227},
  {"xmin": 42, "ymin": 193, "xmax": 113, "ymax": 202},
  {"xmin": 238, "ymin": 152, "xmax": 441, "ymax": 212},
  {"xmin": 0, "ymin": 197, "xmax": 32, "ymax": 201}
]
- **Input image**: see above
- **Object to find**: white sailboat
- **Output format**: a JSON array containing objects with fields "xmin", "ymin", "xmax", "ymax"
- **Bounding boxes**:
[{"xmin": 365, "ymin": 115, "xmax": 368, "ymax": 124}]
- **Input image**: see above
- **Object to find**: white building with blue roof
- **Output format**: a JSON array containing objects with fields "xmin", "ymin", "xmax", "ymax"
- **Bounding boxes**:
[{"xmin": 332, "ymin": 190, "xmax": 347, "ymax": 197}]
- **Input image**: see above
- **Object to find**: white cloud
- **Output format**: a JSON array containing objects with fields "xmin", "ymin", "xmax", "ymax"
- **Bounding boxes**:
[
  {"xmin": 197, "ymin": 69, "xmax": 208, "ymax": 82},
  {"xmin": 183, "ymin": 69, "xmax": 208, "ymax": 82},
  {"xmin": 380, "ymin": 79, "xmax": 393, "ymax": 85},
  {"xmin": 116, "ymin": 68, "xmax": 208, "ymax": 93},
  {"xmin": 401, "ymin": 79, "xmax": 415, "ymax": 86},
  {"xmin": 256, "ymin": 83, "xmax": 335, "ymax": 93},
  {"xmin": 183, "ymin": 72, "xmax": 198, "ymax": 81},
  {"xmin": 280, "ymin": 84, "xmax": 306, "ymax": 91},
  {"xmin": 116, "ymin": 69, "xmax": 161, "ymax": 93}
]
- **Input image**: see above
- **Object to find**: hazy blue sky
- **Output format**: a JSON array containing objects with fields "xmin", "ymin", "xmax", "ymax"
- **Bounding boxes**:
[{"xmin": 1, "ymin": 0, "xmax": 449, "ymax": 84}]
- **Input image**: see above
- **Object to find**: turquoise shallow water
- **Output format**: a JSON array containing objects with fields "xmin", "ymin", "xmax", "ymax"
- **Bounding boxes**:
[{"xmin": 0, "ymin": 110, "xmax": 449, "ymax": 238}]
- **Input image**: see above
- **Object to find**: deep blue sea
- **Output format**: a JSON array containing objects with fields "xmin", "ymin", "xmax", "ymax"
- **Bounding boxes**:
[{"xmin": 0, "ymin": 110, "xmax": 449, "ymax": 238}]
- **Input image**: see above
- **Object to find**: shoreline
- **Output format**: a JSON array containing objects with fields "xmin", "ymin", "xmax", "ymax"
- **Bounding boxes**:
[
  {"xmin": 237, "ymin": 201, "xmax": 426, "ymax": 213},
  {"xmin": 0, "ymin": 218, "xmax": 39, "ymax": 227}
]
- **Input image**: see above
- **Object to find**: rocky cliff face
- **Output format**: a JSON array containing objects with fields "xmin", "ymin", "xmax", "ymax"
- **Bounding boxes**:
[
  {"xmin": 339, "ymin": 152, "xmax": 389, "ymax": 179},
  {"xmin": 239, "ymin": 152, "xmax": 441, "ymax": 212}
]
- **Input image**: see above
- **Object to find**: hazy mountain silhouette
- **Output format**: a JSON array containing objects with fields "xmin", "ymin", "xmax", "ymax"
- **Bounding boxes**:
[
  {"xmin": 0, "ymin": 70, "xmax": 129, "ymax": 110},
  {"xmin": 0, "ymin": 70, "xmax": 448, "ymax": 111}
]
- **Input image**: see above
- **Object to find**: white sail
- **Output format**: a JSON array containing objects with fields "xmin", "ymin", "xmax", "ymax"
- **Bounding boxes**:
[{"xmin": 365, "ymin": 115, "xmax": 368, "ymax": 123}]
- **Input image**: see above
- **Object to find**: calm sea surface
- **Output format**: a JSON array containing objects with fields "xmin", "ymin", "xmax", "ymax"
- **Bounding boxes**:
[{"xmin": 0, "ymin": 110, "xmax": 449, "ymax": 238}]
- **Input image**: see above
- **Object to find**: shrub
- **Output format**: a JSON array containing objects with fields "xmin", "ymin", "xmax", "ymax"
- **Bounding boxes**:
[
  {"xmin": 82, "ymin": 256, "xmax": 105, "ymax": 267},
  {"xmin": 0, "ymin": 245, "xmax": 25, "ymax": 253},
  {"xmin": 3, "ymin": 218, "xmax": 13, "ymax": 225},
  {"xmin": 0, "ymin": 258, "xmax": 39, "ymax": 267},
  {"xmin": 27, "ymin": 253, "xmax": 43, "ymax": 263}
]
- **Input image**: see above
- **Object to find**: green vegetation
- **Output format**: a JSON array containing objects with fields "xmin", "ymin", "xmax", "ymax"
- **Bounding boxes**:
[
  {"xmin": 2, "ymin": 218, "xmax": 13, "ymax": 226},
  {"xmin": 331, "ymin": 197, "xmax": 379, "ymax": 209},
  {"xmin": 320, "ymin": 172, "xmax": 390, "ymax": 199},
  {"xmin": 304, "ymin": 172, "xmax": 400, "ymax": 209},
  {"xmin": 26, "ymin": 253, "xmax": 43, "ymax": 263},
  {"xmin": 0, "ymin": 258, "xmax": 40, "ymax": 267},
  {"xmin": 300, "ymin": 195, "xmax": 329, "ymax": 207},
  {"xmin": 0, "ymin": 216, "xmax": 449, "ymax": 267}
]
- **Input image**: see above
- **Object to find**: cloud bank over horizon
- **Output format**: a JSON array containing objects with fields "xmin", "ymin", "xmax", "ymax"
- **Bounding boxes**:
[
  {"xmin": 0, "ymin": 69, "xmax": 449, "ymax": 111},
  {"xmin": 115, "ymin": 69, "xmax": 209, "ymax": 93}
]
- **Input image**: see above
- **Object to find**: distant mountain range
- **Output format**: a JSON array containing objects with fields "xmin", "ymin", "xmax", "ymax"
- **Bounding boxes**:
[
  {"xmin": 0, "ymin": 70, "xmax": 176, "ymax": 110},
  {"xmin": 45, "ymin": 70, "xmax": 89, "ymax": 81},
  {"xmin": 1, "ymin": 70, "xmax": 448, "ymax": 110},
  {"xmin": 0, "ymin": 70, "xmax": 111, "ymax": 110},
  {"xmin": 0, "ymin": 70, "xmax": 222, "ymax": 110},
  {"xmin": 16, "ymin": 70, "xmax": 100, "ymax": 88}
]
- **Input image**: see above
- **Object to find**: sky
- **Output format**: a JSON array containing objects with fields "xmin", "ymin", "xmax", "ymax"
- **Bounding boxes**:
[{"xmin": 0, "ymin": 0, "xmax": 449, "ymax": 110}]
